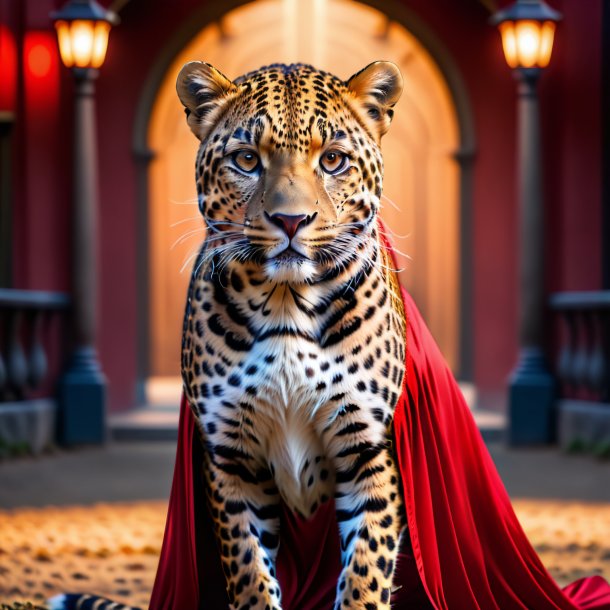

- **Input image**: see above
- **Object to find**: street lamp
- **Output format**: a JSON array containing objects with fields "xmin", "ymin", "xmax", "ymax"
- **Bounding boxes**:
[
  {"xmin": 54, "ymin": 13, "xmax": 112, "ymax": 69},
  {"xmin": 51, "ymin": 0, "xmax": 117, "ymax": 445},
  {"xmin": 495, "ymin": 3, "xmax": 559, "ymax": 69},
  {"xmin": 491, "ymin": 0, "xmax": 561, "ymax": 445}
]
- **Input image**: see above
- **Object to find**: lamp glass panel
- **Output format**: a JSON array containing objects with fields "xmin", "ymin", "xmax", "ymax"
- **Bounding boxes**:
[
  {"xmin": 91, "ymin": 21, "xmax": 110, "ymax": 68},
  {"xmin": 55, "ymin": 20, "xmax": 74, "ymax": 68},
  {"xmin": 70, "ymin": 20, "xmax": 95, "ymax": 68},
  {"xmin": 499, "ymin": 22, "xmax": 518, "ymax": 68},
  {"xmin": 514, "ymin": 20, "xmax": 541, "ymax": 68},
  {"xmin": 538, "ymin": 21, "xmax": 556, "ymax": 67}
]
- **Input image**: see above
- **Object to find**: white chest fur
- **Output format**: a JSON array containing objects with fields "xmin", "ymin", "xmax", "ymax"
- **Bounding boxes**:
[
  {"xmin": 184, "ymin": 259, "xmax": 405, "ymax": 518},
  {"xmin": 213, "ymin": 338, "xmax": 339, "ymax": 515}
]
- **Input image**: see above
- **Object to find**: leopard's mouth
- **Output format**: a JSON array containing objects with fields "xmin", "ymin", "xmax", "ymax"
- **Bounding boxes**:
[
  {"xmin": 270, "ymin": 246, "xmax": 311, "ymax": 265},
  {"xmin": 263, "ymin": 245, "xmax": 317, "ymax": 284}
]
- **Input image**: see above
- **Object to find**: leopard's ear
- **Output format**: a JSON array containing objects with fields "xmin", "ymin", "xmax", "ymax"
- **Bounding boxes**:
[
  {"xmin": 346, "ymin": 61, "xmax": 403, "ymax": 142},
  {"xmin": 176, "ymin": 61, "xmax": 237, "ymax": 140}
]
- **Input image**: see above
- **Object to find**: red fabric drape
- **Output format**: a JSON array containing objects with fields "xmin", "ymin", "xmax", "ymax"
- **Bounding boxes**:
[
  {"xmin": 148, "ymin": 392, "xmax": 200, "ymax": 609},
  {"xmin": 150, "ymin": 229, "xmax": 610, "ymax": 610},
  {"xmin": 393, "ymin": 288, "xmax": 610, "ymax": 610}
]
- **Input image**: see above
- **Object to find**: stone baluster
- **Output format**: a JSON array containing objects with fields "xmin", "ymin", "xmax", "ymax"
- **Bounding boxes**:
[
  {"xmin": 27, "ymin": 309, "xmax": 48, "ymax": 388},
  {"xmin": 6, "ymin": 309, "xmax": 28, "ymax": 399},
  {"xmin": 557, "ymin": 310, "xmax": 576, "ymax": 394},
  {"xmin": 0, "ymin": 318, "xmax": 6, "ymax": 398},
  {"xmin": 572, "ymin": 310, "xmax": 591, "ymax": 399},
  {"xmin": 596, "ymin": 310, "xmax": 610, "ymax": 402}
]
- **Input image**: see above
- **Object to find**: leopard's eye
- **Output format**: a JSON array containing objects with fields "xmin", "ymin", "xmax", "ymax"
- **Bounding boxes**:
[
  {"xmin": 320, "ymin": 151, "xmax": 348, "ymax": 175},
  {"xmin": 232, "ymin": 150, "xmax": 260, "ymax": 173}
]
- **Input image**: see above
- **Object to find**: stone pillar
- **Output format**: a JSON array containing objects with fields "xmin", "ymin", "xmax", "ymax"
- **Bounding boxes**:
[
  {"xmin": 58, "ymin": 68, "xmax": 107, "ymax": 445},
  {"xmin": 508, "ymin": 68, "xmax": 556, "ymax": 445}
]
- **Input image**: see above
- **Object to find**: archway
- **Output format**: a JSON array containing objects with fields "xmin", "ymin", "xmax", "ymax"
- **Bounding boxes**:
[{"xmin": 143, "ymin": 0, "xmax": 466, "ymax": 400}]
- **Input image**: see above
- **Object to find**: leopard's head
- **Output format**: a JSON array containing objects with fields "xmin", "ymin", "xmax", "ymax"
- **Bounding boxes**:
[{"xmin": 176, "ymin": 61, "xmax": 402, "ymax": 284}]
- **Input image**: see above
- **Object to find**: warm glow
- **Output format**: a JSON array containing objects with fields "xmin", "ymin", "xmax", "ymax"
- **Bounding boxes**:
[
  {"xmin": 55, "ymin": 19, "xmax": 111, "ymax": 69},
  {"xmin": 55, "ymin": 21, "xmax": 72, "ymax": 66},
  {"xmin": 515, "ymin": 20, "xmax": 540, "ymax": 67},
  {"xmin": 23, "ymin": 32, "xmax": 60, "ymax": 118},
  {"xmin": 27, "ymin": 43, "xmax": 52, "ymax": 77},
  {"xmin": 499, "ymin": 19, "xmax": 556, "ymax": 69},
  {"xmin": 71, "ymin": 20, "xmax": 96, "ymax": 67},
  {"xmin": 499, "ymin": 22, "xmax": 518, "ymax": 68},
  {"xmin": 538, "ymin": 21, "xmax": 556, "ymax": 67},
  {"xmin": 91, "ymin": 21, "xmax": 111, "ymax": 67},
  {"xmin": 0, "ymin": 25, "xmax": 18, "ymax": 113}
]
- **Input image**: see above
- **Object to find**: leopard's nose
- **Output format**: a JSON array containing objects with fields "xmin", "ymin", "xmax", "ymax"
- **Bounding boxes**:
[{"xmin": 265, "ymin": 212, "xmax": 316, "ymax": 239}]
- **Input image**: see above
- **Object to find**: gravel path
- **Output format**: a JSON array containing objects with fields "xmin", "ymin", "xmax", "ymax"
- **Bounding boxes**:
[{"xmin": 0, "ymin": 498, "xmax": 608, "ymax": 608}]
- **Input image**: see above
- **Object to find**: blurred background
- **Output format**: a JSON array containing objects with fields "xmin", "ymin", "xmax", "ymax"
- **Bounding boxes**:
[{"xmin": 0, "ymin": 0, "xmax": 608, "ymax": 607}]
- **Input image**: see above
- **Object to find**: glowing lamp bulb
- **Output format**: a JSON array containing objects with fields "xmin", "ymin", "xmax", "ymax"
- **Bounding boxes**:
[
  {"xmin": 51, "ymin": 0, "xmax": 117, "ymax": 71},
  {"xmin": 498, "ymin": 19, "xmax": 556, "ymax": 69},
  {"xmin": 491, "ymin": 0, "xmax": 561, "ymax": 71},
  {"xmin": 55, "ymin": 19, "xmax": 111, "ymax": 69}
]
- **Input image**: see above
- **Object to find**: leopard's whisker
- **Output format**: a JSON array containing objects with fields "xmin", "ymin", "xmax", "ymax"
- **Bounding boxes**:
[
  {"xmin": 376, "ymin": 223, "xmax": 411, "ymax": 241},
  {"xmin": 171, "ymin": 215, "xmax": 203, "ymax": 228},
  {"xmin": 180, "ymin": 247, "xmax": 202, "ymax": 274},
  {"xmin": 171, "ymin": 227, "xmax": 206, "ymax": 250},
  {"xmin": 170, "ymin": 197, "xmax": 199, "ymax": 206},
  {"xmin": 207, "ymin": 218, "xmax": 248, "ymax": 229},
  {"xmin": 380, "ymin": 193, "xmax": 402, "ymax": 212}
]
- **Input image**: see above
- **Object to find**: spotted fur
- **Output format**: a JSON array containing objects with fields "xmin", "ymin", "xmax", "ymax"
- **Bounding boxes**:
[
  {"xmin": 47, "ymin": 594, "xmax": 140, "ymax": 609},
  {"xmin": 178, "ymin": 60, "xmax": 407, "ymax": 610}
]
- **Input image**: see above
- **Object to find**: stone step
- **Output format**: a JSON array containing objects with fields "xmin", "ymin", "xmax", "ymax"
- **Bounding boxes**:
[
  {"xmin": 475, "ymin": 409, "xmax": 507, "ymax": 443},
  {"xmin": 557, "ymin": 400, "xmax": 610, "ymax": 453},
  {"xmin": 109, "ymin": 406, "xmax": 506, "ymax": 443},
  {"xmin": 109, "ymin": 408, "xmax": 179, "ymax": 442}
]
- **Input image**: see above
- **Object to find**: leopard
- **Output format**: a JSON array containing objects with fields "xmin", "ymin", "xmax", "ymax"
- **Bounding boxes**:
[
  {"xmin": 48, "ymin": 59, "xmax": 407, "ymax": 610},
  {"xmin": 178, "ymin": 60, "xmax": 407, "ymax": 610}
]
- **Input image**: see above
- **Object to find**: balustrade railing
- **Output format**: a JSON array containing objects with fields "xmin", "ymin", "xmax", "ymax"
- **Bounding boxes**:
[
  {"xmin": 0, "ymin": 289, "xmax": 69, "ymax": 402},
  {"xmin": 550, "ymin": 291, "xmax": 610, "ymax": 402},
  {"xmin": 550, "ymin": 291, "xmax": 610, "ymax": 452}
]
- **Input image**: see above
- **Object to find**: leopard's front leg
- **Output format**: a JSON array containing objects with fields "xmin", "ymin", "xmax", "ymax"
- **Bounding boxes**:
[
  {"xmin": 331, "ymin": 432, "xmax": 406, "ymax": 610},
  {"xmin": 204, "ymin": 448, "xmax": 282, "ymax": 610}
]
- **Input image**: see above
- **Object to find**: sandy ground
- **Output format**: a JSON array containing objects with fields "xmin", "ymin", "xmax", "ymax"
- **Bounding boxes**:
[
  {"xmin": 0, "ymin": 502, "xmax": 165, "ymax": 608},
  {"xmin": 0, "ymin": 499, "xmax": 609, "ymax": 608}
]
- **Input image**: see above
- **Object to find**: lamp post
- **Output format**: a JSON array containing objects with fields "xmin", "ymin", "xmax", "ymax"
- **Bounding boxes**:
[
  {"xmin": 51, "ymin": 0, "xmax": 117, "ymax": 444},
  {"xmin": 491, "ymin": 0, "xmax": 561, "ymax": 445}
]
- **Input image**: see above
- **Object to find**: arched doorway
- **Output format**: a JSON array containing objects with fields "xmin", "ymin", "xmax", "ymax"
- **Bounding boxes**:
[{"xmin": 143, "ymin": 0, "xmax": 468, "ymax": 401}]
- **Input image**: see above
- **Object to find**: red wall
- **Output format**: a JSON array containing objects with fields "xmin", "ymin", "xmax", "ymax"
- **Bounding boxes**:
[
  {"xmin": 10, "ymin": 0, "xmax": 603, "ymax": 411},
  {"xmin": 541, "ymin": 0, "xmax": 603, "ymax": 292},
  {"xmin": 12, "ymin": 0, "xmax": 71, "ymax": 294},
  {"xmin": 406, "ymin": 0, "xmax": 521, "ymax": 402}
]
